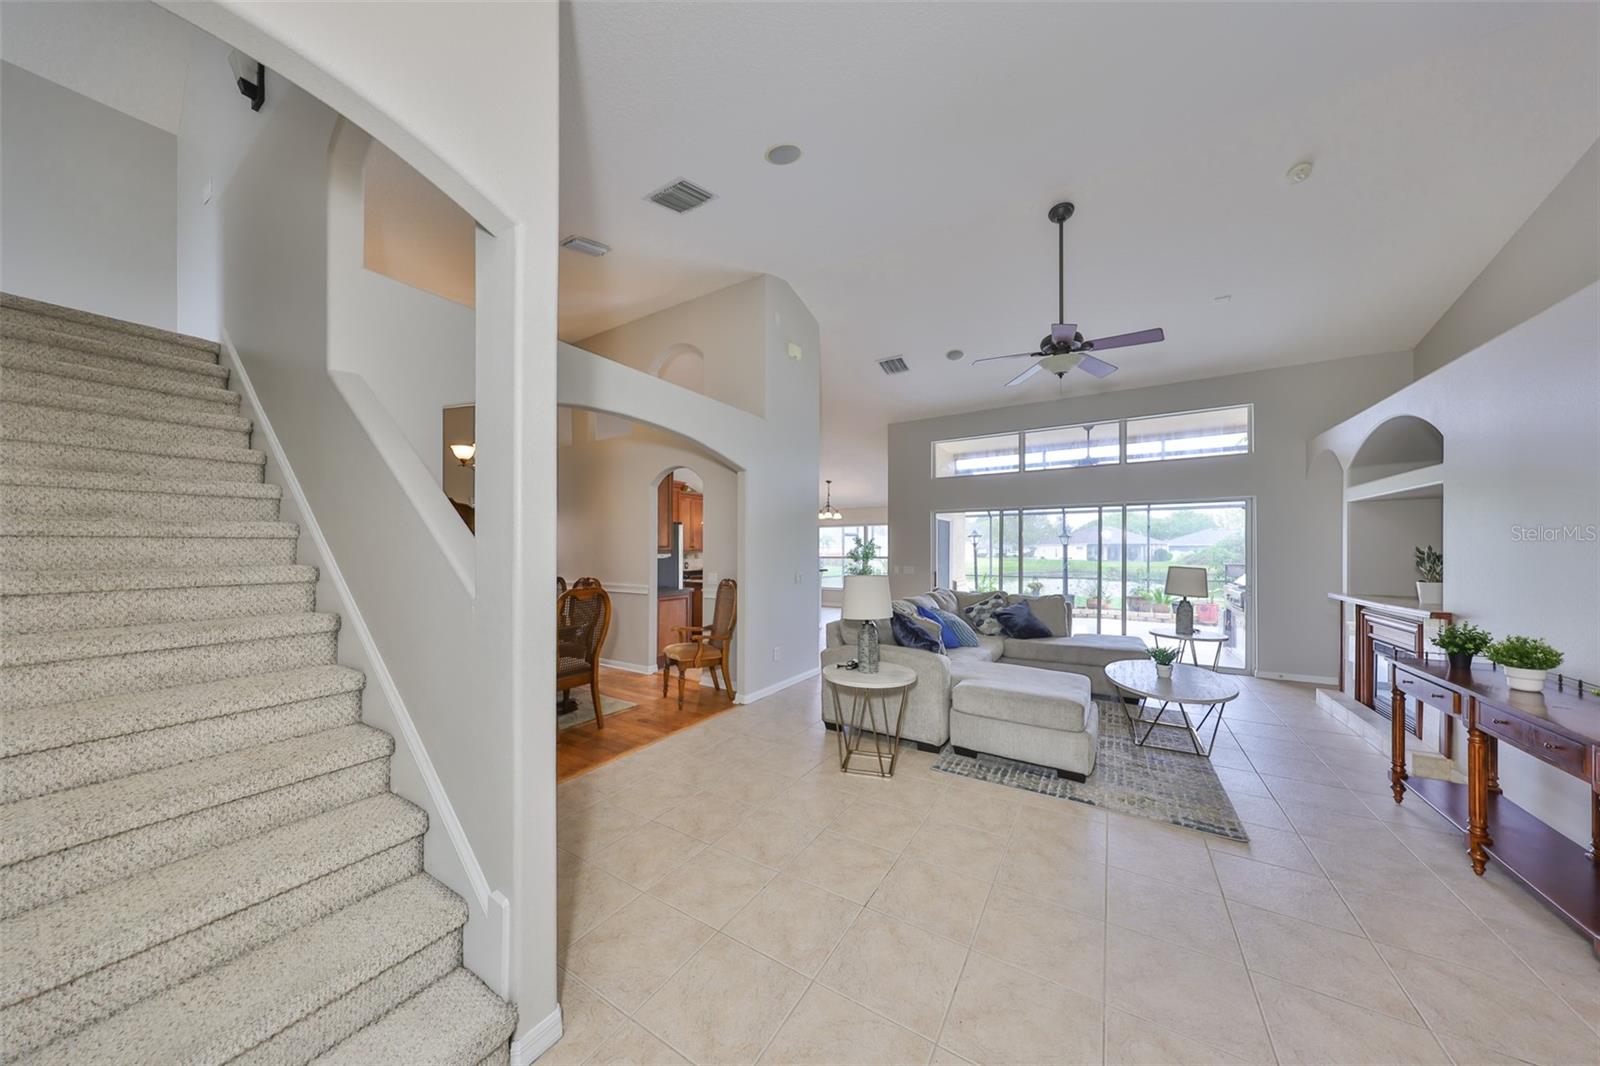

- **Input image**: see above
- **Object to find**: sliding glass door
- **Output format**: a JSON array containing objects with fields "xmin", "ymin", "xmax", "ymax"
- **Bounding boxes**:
[{"xmin": 934, "ymin": 500, "xmax": 1250, "ymax": 670}]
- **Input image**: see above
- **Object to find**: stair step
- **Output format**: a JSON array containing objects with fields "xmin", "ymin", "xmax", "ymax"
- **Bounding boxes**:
[
  {"xmin": 1, "ymin": 753, "xmax": 389, "ymax": 920},
  {"xmin": 1, "ymin": 722, "xmax": 391, "ymax": 870},
  {"xmin": 1, "ymin": 611, "xmax": 340, "ymax": 710},
  {"xmin": 317, "ymin": 968, "xmax": 517, "ymax": 1066},
  {"xmin": 2, "ymin": 386, "xmax": 251, "ymax": 450},
  {"xmin": 0, "ymin": 425, "xmax": 266, "ymax": 484},
  {"xmin": 0, "ymin": 321, "xmax": 227, "ymax": 386},
  {"xmin": 0, "ymin": 516, "xmax": 299, "ymax": 569},
  {"xmin": 1, "ymin": 352, "xmax": 240, "ymax": 413},
  {"xmin": 0, "ymin": 466, "xmax": 281, "ymax": 523},
  {"xmin": 12, "ymin": 873, "xmax": 464, "ymax": 1066},
  {"xmin": 1, "ymin": 293, "xmax": 220, "ymax": 364},
  {"xmin": 1, "ymin": 563, "xmax": 317, "ymax": 635},
  {"xmin": 1, "ymin": 663, "xmax": 361, "ymax": 803},
  {"xmin": 1, "ymin": 793, "xmax": 424, "ymax": 1010}
]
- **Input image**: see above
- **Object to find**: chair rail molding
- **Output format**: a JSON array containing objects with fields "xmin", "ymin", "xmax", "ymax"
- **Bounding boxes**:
[{"xmin": 220, "ymin": 332, "xmax": 511, "ymax": 994}]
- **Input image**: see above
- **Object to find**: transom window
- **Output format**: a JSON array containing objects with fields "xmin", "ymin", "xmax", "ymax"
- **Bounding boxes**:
[{"xmin": 932, "ymin": 405, "xmax": 1252, "ymax": 478}]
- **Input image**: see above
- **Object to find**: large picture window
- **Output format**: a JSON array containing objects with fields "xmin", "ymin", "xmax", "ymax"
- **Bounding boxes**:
[
  {"xmin": 819, "ymin": 524, "xmax": 889, "ymax": 589},
  {"xmin": 932, "ymin": 501, "xmax": 1250, "ymax": 670}
]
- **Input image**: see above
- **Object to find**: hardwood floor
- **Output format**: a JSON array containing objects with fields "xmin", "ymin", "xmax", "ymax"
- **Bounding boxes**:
[{"xmin": 555, "ymin": 666, "xmax": 736, "ymax": 781}]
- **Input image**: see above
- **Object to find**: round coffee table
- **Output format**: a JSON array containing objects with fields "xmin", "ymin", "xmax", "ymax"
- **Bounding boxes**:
[
  {"xmin": 1105, "ymin": 658, "xmax": 1240, "ymax": 758},
  {"xmin": 1147, "ymin": 627, "xmax": 1228, "ymax": 669},
  {"xmin": 823, "ymin": 662, "xmax": 917, "ymax": 777}
]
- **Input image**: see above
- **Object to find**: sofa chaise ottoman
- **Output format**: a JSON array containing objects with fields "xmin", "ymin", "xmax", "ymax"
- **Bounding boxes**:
[{"xmin": 948, "ymin": 661, "xmax": 1098, "ymax": 779}]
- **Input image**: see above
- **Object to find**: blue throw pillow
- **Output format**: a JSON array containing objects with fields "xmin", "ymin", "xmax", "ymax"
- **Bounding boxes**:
[
  {"xmin": 915, "ymin": 604, "xmax": 963, "ymax": 648},
  {"xmin": 994, "ymin": 600, "xmax": 1052, "ymax": 640},
  {"xmin": 891, "ymin": 612, "xmax": 943, "ymax": 653},
  {"xmin": 933, "ymin": 608, "xmax": 981, "ymax": 648}
]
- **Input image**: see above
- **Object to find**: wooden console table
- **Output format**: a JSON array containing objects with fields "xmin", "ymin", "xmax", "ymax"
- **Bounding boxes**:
[{"xmin": 1389, "ymin": 657, "xmax": 1600, "ymax": 953}]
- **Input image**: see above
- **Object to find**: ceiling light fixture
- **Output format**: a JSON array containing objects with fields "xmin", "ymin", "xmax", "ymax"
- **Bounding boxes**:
[
  {"xmin": 945, "ymin": 349, "xmax": 965, "ymax": 361},
  {"xmin": 765, "ymin": 143, "xmax": 802, "ymax": 166},
  {"xmin": 1286, "ymin": 160, "xmax": 1314, "ymax": 185},
  {"xmin": 560, "ymin": 234, "xmax": 610, "ymax": 257},
  {"xmin": 818, "ymin": 479, "xmax": 842, "ymax": 521}
]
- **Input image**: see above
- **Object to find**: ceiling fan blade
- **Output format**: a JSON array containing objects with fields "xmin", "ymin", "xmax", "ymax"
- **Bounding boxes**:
[
  {"xmin": 1085, "ymin": 327, "xmax": 1164, "ymax": 351},
  {"xmin": 1050, "ymin": 323, "xmax": 1078, "ymax": 346},
  {"xmin": 1076, "ymin": 353, "xmax": 1119, "ymax": 378},
  {"xmin": 972, "ymin": 352, "xmax": 1039, "ymax": 365},
  {"xmin": 1004, "ymin": 363, "xmax": 1044, "ymax": 387}
]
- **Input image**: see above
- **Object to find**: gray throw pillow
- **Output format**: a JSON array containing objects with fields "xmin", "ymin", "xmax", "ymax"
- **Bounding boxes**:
[
  {"xmin": 1006, "ymin": 593, "xmax": 1070, "ymax": 637},
  {"xmin": 928, "ymin": 588, "xmax": 959, "ymax": 613},
  {"xmin": 962, "ymin": 591, "xmax": 1011, "ymax": 636}
]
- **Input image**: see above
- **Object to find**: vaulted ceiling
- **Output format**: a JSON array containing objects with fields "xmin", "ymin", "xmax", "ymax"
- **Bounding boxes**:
[{"xmin": 559, "ymin": 1, "xmax": 1599, "ymax": 506}]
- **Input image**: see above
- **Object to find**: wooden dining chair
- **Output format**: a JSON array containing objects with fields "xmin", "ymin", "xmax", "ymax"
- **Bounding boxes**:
[
  {"xmin": 556, "ymin": 576, "xmax": 567, "ymax": 595},
  {"xmin": 557, "ymin": 583, "xmax": 611, "ymax": 728},
  {"xmin": 662, "ymin": 578, "xmax": 737, "ymax": 708}
]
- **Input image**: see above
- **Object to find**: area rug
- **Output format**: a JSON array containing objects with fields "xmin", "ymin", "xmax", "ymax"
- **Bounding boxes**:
[
  {"xmin": 932, "ymin": 701, "xmax": 1249, "ymax": 841},
  {"xmin": 556, "ymin": 690, "xmax": 637, "ymax": 731}
]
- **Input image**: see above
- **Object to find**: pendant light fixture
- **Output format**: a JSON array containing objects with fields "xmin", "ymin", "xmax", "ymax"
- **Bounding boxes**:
[{"xmin": 818, "ymin": 480, "xmax": 842, "ymax": 521}]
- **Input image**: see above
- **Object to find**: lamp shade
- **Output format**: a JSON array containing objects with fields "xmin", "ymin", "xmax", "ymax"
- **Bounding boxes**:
[
  {"xmin": 841, "ymin": 575, "xmax": 892, "ymax": 621},
  {"xmin": 1164, "ymin": 565, "xmax": 1209, "ymax": 598}
]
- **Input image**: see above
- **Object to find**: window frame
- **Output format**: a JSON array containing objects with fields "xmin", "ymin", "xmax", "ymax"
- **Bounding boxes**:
[
  {"xmin": 930, "ymin": 403, "xmax": 1253, "ymax": 479},
  {"xmin": 819, "ymin": 523, "xmax": 891, "ymax": 590}
]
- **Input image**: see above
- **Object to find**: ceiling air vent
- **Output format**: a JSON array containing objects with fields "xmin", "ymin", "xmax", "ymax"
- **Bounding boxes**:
[
  {"xmin": 647, "ymin": 178, "xmax": 716, "ymax": 214},
  {"xmin": 877, "ymin": 356, "xmax": 910, "ymax": 375}
]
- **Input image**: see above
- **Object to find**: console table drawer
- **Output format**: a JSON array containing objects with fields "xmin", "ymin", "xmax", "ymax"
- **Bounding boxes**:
[
  {"xmin": 1479, "ymin": 714, "xmax": 1587, "ymax": 777},
  {"xmin": 1394, "ymin": 668, "xmax": 1459, "ymax": 716}
]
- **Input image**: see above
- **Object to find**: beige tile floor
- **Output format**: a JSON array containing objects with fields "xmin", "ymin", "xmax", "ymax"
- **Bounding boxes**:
[{"xmin": 541, "ymin": 674, "xmax": 1599, "ymax": 1066}]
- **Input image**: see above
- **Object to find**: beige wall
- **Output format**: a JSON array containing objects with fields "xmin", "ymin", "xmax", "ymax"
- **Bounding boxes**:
[
  {"xmin": 576, "ymin": 277, "xmax": 768, "ymax": 417},
  {"xmin": 1316, "ymin": 283, "xmax": 1599, "ymax": 845},
  {"xmin": 1413, "ymin": 140, "xmax": 1599, "ymax": 378},
  {"xmin": 887, "ymin": 350, "xmax": 1414, "ymax": 682},
  {"xmin": 557, "ymin": 412, "xmax": 738, "ymax": 672},
  {"xmin": 364, "ymin": 140, "xmax": 476, "ymax": 308}
]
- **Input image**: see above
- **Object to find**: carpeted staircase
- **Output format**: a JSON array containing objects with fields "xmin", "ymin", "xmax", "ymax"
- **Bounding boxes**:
[{"xmin": 0, "ymin": 294, "xmax": 517, "ymax": 1065}]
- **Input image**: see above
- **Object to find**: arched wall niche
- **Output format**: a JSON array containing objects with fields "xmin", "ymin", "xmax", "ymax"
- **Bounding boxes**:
[
  {"xmin": 1347, "ymin": 415, "xmax": 1444, "ymax": 485},
  {"xmin": 649, "ymin": 343, "xmax": 707, "ymax": 396}
]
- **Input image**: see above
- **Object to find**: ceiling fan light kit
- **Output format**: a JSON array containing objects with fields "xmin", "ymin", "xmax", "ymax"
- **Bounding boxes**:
[{"xmin": 975, "ymin": 201, "xmax": 1166, "ymax": 387}]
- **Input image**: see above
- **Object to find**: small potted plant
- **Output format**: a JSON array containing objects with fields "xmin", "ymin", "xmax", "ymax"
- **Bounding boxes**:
[
  {"xmin": 1149, "ymin": 646, "xmax": 1181, "ymax": 679},
  {"xmin": 1414, "ymin": 545, "xmax": 1443, "ymax": 607},
  {"xmin": 1432, "ymin": 621, "xmax": 1492, "ymax": 674},
  {"xmin": 1485, "ymin": 635, "xmax": 1563, "ymax": 692}
]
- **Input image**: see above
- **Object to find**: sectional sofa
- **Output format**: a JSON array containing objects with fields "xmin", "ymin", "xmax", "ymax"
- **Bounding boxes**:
[{"xmin": 819, "ymin": 589, "xmax": 1147, "ymax": 778}]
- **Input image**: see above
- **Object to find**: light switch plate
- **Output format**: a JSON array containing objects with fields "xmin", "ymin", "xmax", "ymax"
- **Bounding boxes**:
[{"xmin": 786, "ymin": 342, "xmax": 803, "ymax": 361}]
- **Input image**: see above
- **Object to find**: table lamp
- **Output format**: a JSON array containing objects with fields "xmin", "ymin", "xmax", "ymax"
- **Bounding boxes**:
[
  {"xmin": 842, "ymin": 575, "xmax": 892, "ymax": 673},
  {"xmin": 1165, "ymin": 565, "xmax": 1209, "ymax": 636}
]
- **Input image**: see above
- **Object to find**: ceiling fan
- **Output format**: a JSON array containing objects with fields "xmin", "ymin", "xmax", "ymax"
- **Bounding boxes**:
[{"xmin": 974, "ymin": 201, "xmax": 1164, "ymax": 388}]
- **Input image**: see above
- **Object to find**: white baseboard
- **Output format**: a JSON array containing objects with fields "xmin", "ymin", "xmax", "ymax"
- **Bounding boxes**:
[
  {"xmin": 511, "ymin": 1004, "xmax": 563, "ymax": 1065},
  {"xmin": 601, "ymin": 658, "xmax": 656, "ymax": 675},
  {"xmin": 737, "ymin": 666, "xmax": 820, "ymax": 704},
  {"xmin": 1254, "ymin": 671, "xmax": 1339, "ymax": 686},
  {"xmin": 220, "ymin": 333, "xmax": 509, "ymax": 993}
]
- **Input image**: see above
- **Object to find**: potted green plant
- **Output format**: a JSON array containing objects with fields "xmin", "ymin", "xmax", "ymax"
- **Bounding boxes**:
[
  {"xmin": 844, "ymin": 537, "xmax": 879, "ymax": 577},
  {"xmin": 1148, "ymin": 646, "xmax": 1182, "ymax": 679},
  {"xmin": 1414, "ymin": 545, "xmax": 1443, "ymax": 608},
  {"xmin": 1485, "ymin": 635, "xmax": 1563, "ymax": 692},
  {"xmin": 1432, "ymin": 621, "xmax": 1492, "ymax": 673}
]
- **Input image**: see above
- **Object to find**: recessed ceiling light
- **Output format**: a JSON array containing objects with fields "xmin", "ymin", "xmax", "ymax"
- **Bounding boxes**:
[
  {"xmin": 1213, "ymin": 294, "xmax": 1232, "ymax": 303},
  {"xmin": 945, "ymin": 349, "xmax": 965, "ymax": 361},
  {"xmin": 765, "ymin": 143, "xmax": 802, "ymax": 166},
  {"xmin": 1286, "ymin": 160, "xmax": 1314, "ymax": 185}
]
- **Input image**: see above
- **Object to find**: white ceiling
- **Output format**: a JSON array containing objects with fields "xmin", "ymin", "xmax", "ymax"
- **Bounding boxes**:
[
  {"xmin": 559, "ymin": 1, "xmax": 1599, "ymax": 507},
  {"xmin": 0, "ymin": 1, "xmax": 196, "ymax": 134}
]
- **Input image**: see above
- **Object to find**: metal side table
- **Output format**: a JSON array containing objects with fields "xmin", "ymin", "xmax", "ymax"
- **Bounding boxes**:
[
  {"xmin": 824, "ymin": 662, "xmax": 917, "ymax": 778},
  {"xmin": 1106, "ymin": 658, "xmax": 1240, "ymax": 758}
]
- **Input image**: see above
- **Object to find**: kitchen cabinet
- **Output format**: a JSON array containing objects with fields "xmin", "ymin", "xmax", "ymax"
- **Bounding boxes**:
[
  {"xmin": 658, "ymin": 480, "xmax": 705, "ymax": 554},
  {"xmin": 657, "ymin": 588, "xmax": 692, "ymax": 667}
]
